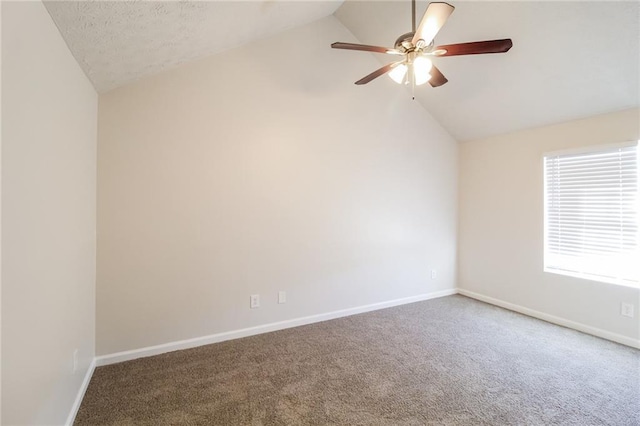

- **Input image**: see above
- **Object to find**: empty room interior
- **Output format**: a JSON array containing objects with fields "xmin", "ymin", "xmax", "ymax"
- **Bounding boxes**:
[{"xmin": 2, "ymin": 0, "xmax": 639, "ymax": 425}]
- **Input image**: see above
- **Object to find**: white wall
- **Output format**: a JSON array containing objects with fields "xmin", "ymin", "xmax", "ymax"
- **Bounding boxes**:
[
  {"xmin": 1, "ymin": 2, "xmax": 97, "ymax": 424},
  {"xmin": 97, "ymin": 15, "xmax": 458, "ymax": 356},
  {"xmin": 459, "ymin": 108, "xmax": 640, "ymax": 345}
]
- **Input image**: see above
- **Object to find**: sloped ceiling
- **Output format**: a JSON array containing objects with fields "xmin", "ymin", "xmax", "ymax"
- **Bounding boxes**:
[
  {"xmin": 45, "ymin": 1, "xmax": 639, "ymax": 141},
  {"xmin": 44, "ymin": 0, "xmax": 343, "ymax": 92},
  {"xmin": 335, "ymin": 1, "xmax": 640, "ymax": 141}
]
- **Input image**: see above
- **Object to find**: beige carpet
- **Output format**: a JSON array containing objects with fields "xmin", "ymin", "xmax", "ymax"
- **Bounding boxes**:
[{"xmin": 76, "ymin": 295, "xmax": 640, "ymax": 425}]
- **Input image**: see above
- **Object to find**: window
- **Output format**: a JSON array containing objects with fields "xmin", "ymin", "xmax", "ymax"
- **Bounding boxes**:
[{"xmin": 544, "ymin": 142, "xmax": 639, "ymax": 286}]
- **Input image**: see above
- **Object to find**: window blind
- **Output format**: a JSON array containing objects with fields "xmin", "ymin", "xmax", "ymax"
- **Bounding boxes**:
[{"xmin": 544, "ymin": 143, "xmax": 639, "ymax": 285}]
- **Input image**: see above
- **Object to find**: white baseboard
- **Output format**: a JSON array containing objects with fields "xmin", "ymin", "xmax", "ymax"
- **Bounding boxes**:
[
  {"xmin": 65, "ymin": 357, "xmax": 96, "ymax": 426},
  {"xmin": 95, "ymin": 288, "xmax": 457, "ymax": 366},
  {"xmin": 457, "ymin": 288, "xmax": 640, "ymax": 349}
]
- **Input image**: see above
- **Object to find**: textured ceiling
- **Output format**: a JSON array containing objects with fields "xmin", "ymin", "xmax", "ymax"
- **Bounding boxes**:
[
  {"xmin": 45, "ymin": 1, "xmax": 638, "ymax": 141},
  {"xmin": 336, "ymin": 1, "xmax": 640, "ymax": 141},
  {"xmin": 44, "ymin": 0, "xmax": 342, "ymax": 92}
]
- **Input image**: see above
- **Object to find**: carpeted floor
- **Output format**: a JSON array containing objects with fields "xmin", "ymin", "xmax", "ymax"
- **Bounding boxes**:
[{"xmin": 76, "ymin": 295, "xmax": 640, "ymax": 425}]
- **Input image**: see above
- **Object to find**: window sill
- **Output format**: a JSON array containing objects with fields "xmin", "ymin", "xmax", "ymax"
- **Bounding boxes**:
[{"xmin": 544, "ymin": 268, "xmax": 640, "ymax": 289}]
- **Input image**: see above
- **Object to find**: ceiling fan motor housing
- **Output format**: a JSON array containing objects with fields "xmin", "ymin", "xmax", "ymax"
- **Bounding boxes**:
[
  {"xmin": 394, "ymin": 32, "xmax": 436, "ymax": 54},
  {"xmin": 394, "ymin": 32, "xmax": 416, "ymax": 52}
]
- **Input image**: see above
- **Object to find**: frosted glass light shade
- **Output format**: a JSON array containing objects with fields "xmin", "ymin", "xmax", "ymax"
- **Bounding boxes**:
[
  {"xmin": 388, "ymin": 63, "xmax": 408, "ymax": 84},
  {"xmin": 413, "ymin": 56, "xmax": 433, "ymax": 86}
]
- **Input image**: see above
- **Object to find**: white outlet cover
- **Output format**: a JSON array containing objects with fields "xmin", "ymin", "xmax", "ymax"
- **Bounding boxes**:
[
  {"xmin": 278, "ymin": 291, "xmax": 286, "ymax": 304},
  {"xmin": 250, "ymin": 294, "xmax": 260, "ymax": 309},
  {"xmin": 621, "ymin": 303, "xmax": 635, "ymax": 318},
  {"xmin": 430, "ymin": 270, "xmax": 437, "ymax": 280},
  {"xmin": 73, "ymin": 349, "xmax": 79, "ymax": 373}
]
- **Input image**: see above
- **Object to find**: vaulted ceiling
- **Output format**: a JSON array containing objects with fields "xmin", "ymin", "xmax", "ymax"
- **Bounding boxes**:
[{"xmin": 45, "ymin": 1, "xmax": 639, "ymax": 142}]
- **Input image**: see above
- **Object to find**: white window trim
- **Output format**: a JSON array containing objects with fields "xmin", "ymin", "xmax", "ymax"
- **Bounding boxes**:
[{"xmin": 543, "ymin": 140, "xmax": 638, "ymax": 158}]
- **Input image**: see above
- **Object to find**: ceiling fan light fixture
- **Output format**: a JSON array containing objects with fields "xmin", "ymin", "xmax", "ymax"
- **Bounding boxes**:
[
  {"xmin": 414, "ymin": 72, "xmax": 432, "ymax": 86},
  {"xmin": 388, "ymin": 63, "xmax": 408, "ymax": 84},
  {"xmin": 413, "ymin": 56, "xmax": 433, "ymax": 85}
]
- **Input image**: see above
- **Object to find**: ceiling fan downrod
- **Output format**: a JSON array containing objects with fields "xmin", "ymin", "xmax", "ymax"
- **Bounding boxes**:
[{"xmin": 412, "ymin": 0, "xmax": 416, "ymax": 33}]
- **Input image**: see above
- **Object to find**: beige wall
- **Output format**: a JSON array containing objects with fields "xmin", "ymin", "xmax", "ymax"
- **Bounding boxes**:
[
  {"xmin": 97, "ymin": 16, "xmax": 458, "ymax": 356},
  {"xmin": 459, "ymin": 108, "xmax": 640, "ymax": 344},
  {"xmin": 1, "ymin": 2, "xmax": 97, "ymax": 425}
]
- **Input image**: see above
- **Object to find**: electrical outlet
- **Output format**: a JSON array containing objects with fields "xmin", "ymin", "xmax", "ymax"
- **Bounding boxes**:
[
  {"xmin": 621, "ymin": 303, "xmax": 635, "ymax": 318},
  {"xmin": 250, "ymin": 294, "xmax": 260, "ymax": 309},
  {"xmin": 430, "ymin": 270, "xmax": 437, "ymax": 280},
  {"xmin": 72, "ymin": 349, "xmax": 79, "ymax": 373},
  {"xmin": 278, "ymin": 291, "xmax": 286, "ymax": 304}
]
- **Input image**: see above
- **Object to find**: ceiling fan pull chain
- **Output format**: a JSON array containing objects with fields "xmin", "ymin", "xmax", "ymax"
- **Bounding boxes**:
[{"xmin": 411, "ymin": 66, "xmax": 416, "ymax": 100}]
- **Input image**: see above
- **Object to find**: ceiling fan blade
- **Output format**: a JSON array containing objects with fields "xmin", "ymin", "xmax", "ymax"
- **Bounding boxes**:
[
  {"xmin": 331, "ymin": 42, "xmax": 402, "ymax": 55},
  {"xmin": 412, "ymin": 2, "xmax": 455, "ymax": 47},
  {"xmin": 434, "ymin": 39, "xmax": 513, "ymax": 56},
  {"xmin": 355, "ymin": 62, "xmax": 402, "ymax": 85},
  {"xmin": 429, "ymin": 65, "xmax": 448, "ymax": 87}
]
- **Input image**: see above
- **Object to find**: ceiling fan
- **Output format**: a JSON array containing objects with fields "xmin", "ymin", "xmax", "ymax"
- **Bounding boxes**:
[{"xmin": 331, "ymin": 1, "xmax": 512, "ymax": 89}]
